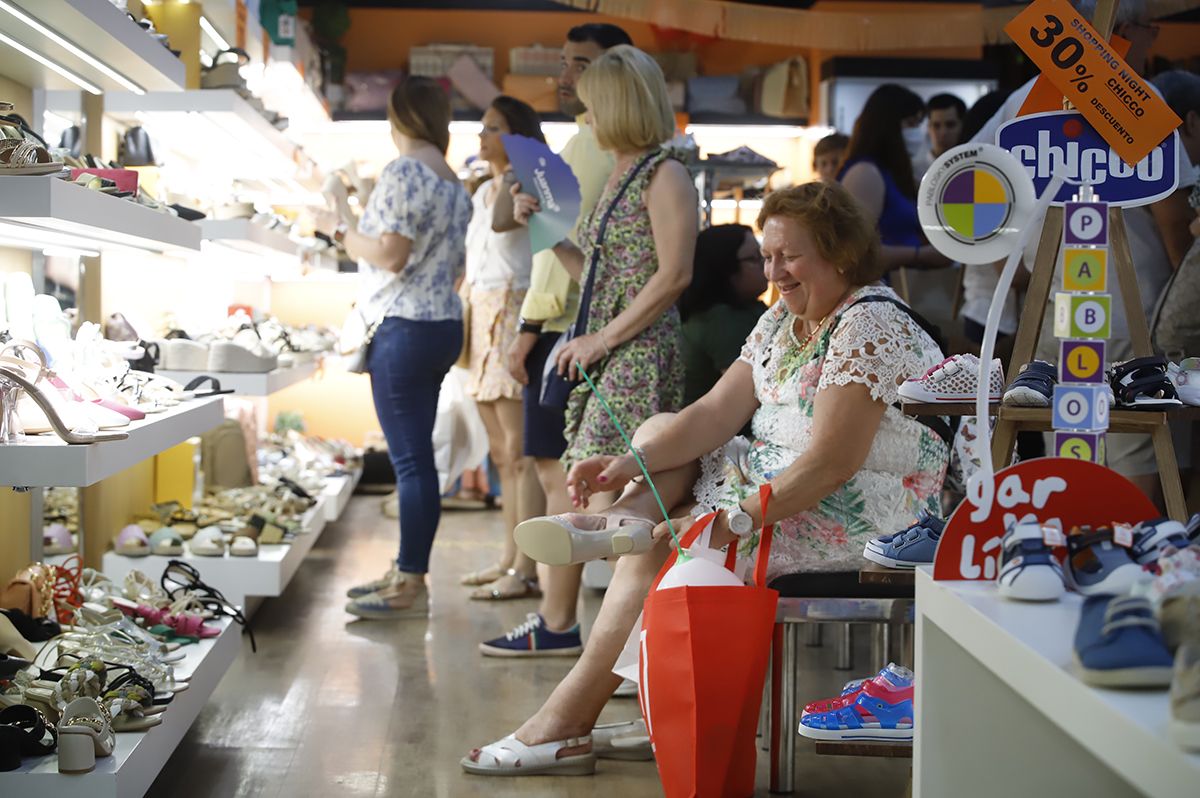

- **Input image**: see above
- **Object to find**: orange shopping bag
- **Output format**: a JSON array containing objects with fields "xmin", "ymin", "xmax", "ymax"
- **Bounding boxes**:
[{"xmin": 638, "ymin": 485, "xmax": 777, "ymax": 798}]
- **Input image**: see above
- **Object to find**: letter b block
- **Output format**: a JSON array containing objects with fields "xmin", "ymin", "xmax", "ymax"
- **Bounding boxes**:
[
  {"xmin": 1052, "ymin": 384, "xmax": 1109, "ymax": 432},
  {"xmin": 1054, "ymin": 293, "xmax": 1112, "ymax": 339},
  {"xmin": 1054, "ymin": 431, "xmax": 1106, "ymax": 465}
]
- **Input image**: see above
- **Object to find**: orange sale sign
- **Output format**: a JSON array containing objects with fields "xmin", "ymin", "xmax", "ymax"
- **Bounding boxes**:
[{"xmin": 1005, "ymin": 0, "xmax": 1181, "ymax": 166}]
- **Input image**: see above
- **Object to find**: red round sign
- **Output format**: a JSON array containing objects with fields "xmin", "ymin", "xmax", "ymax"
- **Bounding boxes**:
[{"xmin": 932, "ymin": 458, "xmax": 1159, "ymax": 581}]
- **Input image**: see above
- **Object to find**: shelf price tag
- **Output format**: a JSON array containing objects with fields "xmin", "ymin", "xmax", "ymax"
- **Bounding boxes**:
[{"xmin": 1004, "ymin": 0, "xmax": 1181, "ymax": 165}]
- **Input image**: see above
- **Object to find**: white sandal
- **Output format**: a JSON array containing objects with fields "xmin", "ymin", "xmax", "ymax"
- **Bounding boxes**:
[
  {"xmin": 513, "ymin": 514, "xmax": 654, "ymax": 566},
  {"xmin": 461, "ymin": 733, "xmax": 595, "ymax": 776}
]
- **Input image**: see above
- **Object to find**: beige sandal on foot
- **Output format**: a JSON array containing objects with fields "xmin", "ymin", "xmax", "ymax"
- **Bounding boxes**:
[{"xmin": 469, "ymin": 570, "xmax": 541, "ymax": 602}]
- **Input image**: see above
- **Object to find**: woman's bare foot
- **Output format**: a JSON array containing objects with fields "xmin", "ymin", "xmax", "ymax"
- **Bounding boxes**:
[
  {"xmin": 469, "ymin": 570, "xmax": 540, "ymax": 601},
  {"xmin": 513, "ymin": 711, "xmax": 594, "ymax": 756}
]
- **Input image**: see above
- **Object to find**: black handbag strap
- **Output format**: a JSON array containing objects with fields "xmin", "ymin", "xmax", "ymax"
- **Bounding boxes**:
[{"xmin": 573, "ymin": 150, "xmax": 659, "ymax": 336}]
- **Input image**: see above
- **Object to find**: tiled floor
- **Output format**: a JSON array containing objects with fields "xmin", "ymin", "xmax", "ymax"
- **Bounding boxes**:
[{"xmin": 147, "ymin": 495, "xmax": 910, "ymax": 797}]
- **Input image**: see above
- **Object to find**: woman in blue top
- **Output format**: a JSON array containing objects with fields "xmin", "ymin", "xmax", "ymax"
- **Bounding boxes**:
[
  {"xmin": 838, "ymin": 84, "xmax": 950, "ymax": 273},
  {"xmin": 338, "ymin": 77, "xmax": 474, "ymax": 620}
]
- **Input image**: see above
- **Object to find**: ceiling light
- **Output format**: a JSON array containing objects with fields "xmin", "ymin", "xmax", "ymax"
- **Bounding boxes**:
[
  {"xmin": 0, "ymin": 0, "xmax": 144, "ymax": 94},
  {"xmin": 0, "ymin": 29, "xmax": 101, "ymax": 94},
  {"xmin": 198, "ymin": 15, "xmax": 230, "ymax": 52}
]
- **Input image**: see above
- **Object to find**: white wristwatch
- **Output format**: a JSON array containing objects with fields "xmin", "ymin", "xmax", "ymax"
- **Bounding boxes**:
[{"xmin": 724, "ymin": 507, "xmax": 754, "ymax": 537}]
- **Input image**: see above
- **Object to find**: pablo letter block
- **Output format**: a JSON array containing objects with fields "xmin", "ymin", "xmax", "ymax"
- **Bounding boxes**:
[
  {"xmin": 1062, "ymin": 248, "xmax": 1107, "ymax": 292},
  {"xmin": 1054, "ymin": 292, "xmax": 1112, "ymax": 339},
  {"xmin": 1052, "ymin": 384, "xmax": 1110, "ymax": 432},
  {"xmin": 1059, "ymin": 339, "xmax": 1106, "ymax": 384},
  {"xmin": 1063, "ymin": 201, "xmax": 1109, "ymax": 247},
  {"xmin": 1054, "ymin": 431, "xmax": 1106, "ymax": 465}
]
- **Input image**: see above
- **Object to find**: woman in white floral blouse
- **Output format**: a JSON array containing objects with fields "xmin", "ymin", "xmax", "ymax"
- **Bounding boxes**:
[{"xmin": 463, "ymin": 181, "xmax": 948, "ymax": 776}]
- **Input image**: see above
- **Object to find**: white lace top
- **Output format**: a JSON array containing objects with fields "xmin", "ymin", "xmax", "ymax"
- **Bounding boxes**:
[{"xmin": 692, "ymin": 284, "xmax": 950, "ymax": 579}]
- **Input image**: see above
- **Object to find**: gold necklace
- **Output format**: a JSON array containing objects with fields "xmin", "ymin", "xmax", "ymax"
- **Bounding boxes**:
[{"xmin": 793, "ymin": 288, "xmax": 855, "ymax": 351}]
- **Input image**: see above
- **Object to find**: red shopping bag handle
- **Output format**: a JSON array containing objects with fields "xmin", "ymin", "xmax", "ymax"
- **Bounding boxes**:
[{"xmin": 649, "ymin": 484, "xmax": 773, "ymax": 590}]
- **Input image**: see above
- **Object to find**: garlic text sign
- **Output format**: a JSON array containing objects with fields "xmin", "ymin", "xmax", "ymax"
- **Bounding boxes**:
[
  {"xmin": 932, "ymin": 458, "xmax": 1157, "ymax": 580},
  {"xmin": 1005, "ymin": 0, "xmax": 1181, "ymax": 165},
  {"xmin": 998, "ymin": 111, "xmax": 1179, "ymax": 207}
]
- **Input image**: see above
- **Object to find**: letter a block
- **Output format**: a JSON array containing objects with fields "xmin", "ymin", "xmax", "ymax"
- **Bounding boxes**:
[
  {"xmin": 1062, "ymin": 248, "xmax": 1107, "ymax": 292},
  {"xmin": 1054, "ymin": 431, "xmax": 1106, "ymax": 465},
  {"xmin": 1054, "ymin": 292, "xmax": 1112, "ymax": 339},
  {"xmin": 1059, "ymin": 340, "xmax": 1106, "ymax": 384},
  {"xmin": 1052, "ymin": 384, "xmax": 1109, "ymax": 432}
]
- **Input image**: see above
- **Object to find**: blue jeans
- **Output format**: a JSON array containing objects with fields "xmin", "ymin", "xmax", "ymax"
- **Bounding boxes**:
[{"xmin": 367, "ymin": 316, "xmax": 462, "ymax": 573}]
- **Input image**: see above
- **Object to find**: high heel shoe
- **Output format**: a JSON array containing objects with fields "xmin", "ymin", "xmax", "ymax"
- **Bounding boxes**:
[
  {"xmin": 0, "ymin": 363, "xmax": 127, "ymax": 444},
  {"xmin": 56, "ymin": 697, "xmax": 113, "ymax": 773}
]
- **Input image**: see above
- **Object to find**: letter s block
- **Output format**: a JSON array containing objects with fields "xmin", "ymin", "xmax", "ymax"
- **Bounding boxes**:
[
  {"xmin": 1054, "ymin": 292, "xmax": 1112, "ymax": 339},
  {"xmin": 1054, "ymin": 431, "xmax": 1106, "ymax": 465},
  {"xmin": 1052, "ymin": 384, "xmax": 1109, "ymax": 432}
]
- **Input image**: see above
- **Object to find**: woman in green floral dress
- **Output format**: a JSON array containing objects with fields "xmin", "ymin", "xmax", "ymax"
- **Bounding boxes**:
[{"xmin": 509, "ymin": 45, "xmax": 696, "ymax": 474}]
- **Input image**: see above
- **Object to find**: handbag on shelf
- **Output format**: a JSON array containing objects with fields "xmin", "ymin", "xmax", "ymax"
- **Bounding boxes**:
[
  {"xmin": 1, "ymin": 563, "xmax": 56, "ymax": 620},
  {"xmin": 539, "ymin": 151, "xmax": 656, "ymax": 412}
]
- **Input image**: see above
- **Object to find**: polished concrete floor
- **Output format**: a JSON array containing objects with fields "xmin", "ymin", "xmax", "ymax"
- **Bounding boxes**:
[{"xmin": 147, "ymin": 495, "xmax": 910, "ymax": 797}]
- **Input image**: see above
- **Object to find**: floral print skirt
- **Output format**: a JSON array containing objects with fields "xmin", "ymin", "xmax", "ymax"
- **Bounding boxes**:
[
  {"xmin": 561, "ymin": 320, "xmax": 684, "ymax": 471},
  {"xmin": 692, "ymin": 435, "xmax": 944, "ymax": 583},
  {"xmin": 465, "ymin": 285, "xmax": 526, "ymax": 403}
]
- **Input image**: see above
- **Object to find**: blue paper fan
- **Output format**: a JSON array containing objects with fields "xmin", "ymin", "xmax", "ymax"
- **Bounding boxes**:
[{"xmin": 501, "ymin": 134, "xmax": 582, "ymax": 254}]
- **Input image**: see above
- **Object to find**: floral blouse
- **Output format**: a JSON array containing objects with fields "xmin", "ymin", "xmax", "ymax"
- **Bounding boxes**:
[
  {"xmin": 356, "ymin": 156, "xmax": 473, "ymax": 322},
  {"xmin": 693, "ymin": 285, "xmax": 949, "ymax": 579}
]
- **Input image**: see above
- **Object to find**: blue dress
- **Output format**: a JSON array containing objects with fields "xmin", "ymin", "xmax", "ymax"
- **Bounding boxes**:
[{"xmin": 838, "ymin": 157, "xmax": 921, "ymax": 248}]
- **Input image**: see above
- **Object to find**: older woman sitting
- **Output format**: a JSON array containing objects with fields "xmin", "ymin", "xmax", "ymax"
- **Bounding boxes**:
[{"xmin": 462, "ymin": 181, "xmax": 949, "ymax": 777}]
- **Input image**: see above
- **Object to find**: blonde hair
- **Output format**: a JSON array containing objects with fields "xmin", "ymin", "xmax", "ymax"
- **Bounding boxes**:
[
  {"xmin": 757, "ymin": 182, "xmax": 884, "ymax": 285},
  {"xmin": 388, "ymin": 76, "xmax": 451, "ymax": 154},
  {"xmin": 577, "ymin": 45, "xmax": 675, "ymax": 152}
]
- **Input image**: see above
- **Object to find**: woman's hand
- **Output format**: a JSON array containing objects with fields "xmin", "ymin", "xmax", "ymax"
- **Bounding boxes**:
[
  {"xmin": 555, "ymin": 332, "xmax": 608, "ymax": 381},
  {"xmin": 511, "ymin": 182, "xmax": 540, "ymax": 226},
  {"xmin": 651, "ymin": 515, "xmax": 696, "ymax": 549},
  {"xmin": 506, "ymin": 331, "xmax": 538, "ymax": 385},
  {"xmin": 565, "ymin": 454, "xmax": 640, "ymax": 508}
]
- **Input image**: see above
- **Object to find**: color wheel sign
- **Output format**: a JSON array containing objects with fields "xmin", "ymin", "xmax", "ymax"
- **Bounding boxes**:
[{"xmin": 918, "ymin": 143, "xmax": 1036, "ymax": 264}]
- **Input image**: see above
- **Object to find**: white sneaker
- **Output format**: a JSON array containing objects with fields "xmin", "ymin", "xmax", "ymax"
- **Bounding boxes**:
[
  {"xmin": 898, "ymin": 354, "xmax": 1005, "ymax": 403},
  {"xmin": 1168, "ymin": 359, "xmax": 1200, "ymax": 406}
]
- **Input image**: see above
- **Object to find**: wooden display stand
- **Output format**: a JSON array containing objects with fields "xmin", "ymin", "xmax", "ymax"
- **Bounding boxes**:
[{"xmin": 906, "ymin": 0, "xmax": 1188, "ymax": 520}]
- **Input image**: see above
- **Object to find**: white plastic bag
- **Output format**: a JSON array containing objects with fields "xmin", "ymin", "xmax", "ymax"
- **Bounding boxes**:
[{"xmin": 433, "ymin": 366, "xmax": 489, "ymax": 494}]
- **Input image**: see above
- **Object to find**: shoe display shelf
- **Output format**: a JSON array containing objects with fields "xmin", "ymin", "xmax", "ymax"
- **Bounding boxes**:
[
  {"xmin": 0, "ymin": 618, "xmax": 240, "ymax": 798},
  {"xmin": 0, "ymin": 176, "xmax": 202, "ymax": 254},
  {"xmin": 101, "ymin": 490, "xmax": 331, "ymax": 608},
  {"xmin": 320, "ymin": 466, "xmax": 362, "ymax": 522},
  {"xmin": 914, "ymin": 567, "xmax": 1200, "ymax": 798},
  {"xmin": 0, "ymin": 397, "xmax": 224, "ymax": 490},
  {"xmin": 156, "ymin": 360, "xmax": 319, "ymax": 398},
  {"xmin": 0, "ymin": 0, "xmax": 185, "ymax": 95},
  {"xmin": 199, "ymin": 217, "xmax": 299, "ymax": 259},
  {"xmin": 104, "ymin": 90, "xmax": 309, "ymax": 187}
]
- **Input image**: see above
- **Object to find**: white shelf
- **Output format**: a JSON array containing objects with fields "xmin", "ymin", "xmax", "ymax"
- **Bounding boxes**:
[
  {"xmin": 102, "ymin": 494, "xmax": 329, "ymax": 608},
  {"xmin": 0, "ymin": 176, "xmax": 202, "ymax": 253},
  {"xmin": 0, "ymin": 397, "xmax": 223, "ymax": 488},
  {"xmin": 199, "ymin": 217, "xmax": 299, "ymax": 258},
  {"xmin": 0, "ymin": 0, "xmax": 184, "ymax": 95},
  {"xmin": 157, "ymin": 361, "xmax": 317, "ymax": 397},
  {"xmin": 321, "ymin": 467, "xmax": 361, "ymax": 521},
  {"xmin": 914, "ymin": 569, "xmax": 1200, "ymax": 798},
  {"xmin": 0, "ymin": 617, "xmax": 241, "ymax": 798},
  {"xmin": 104, "ymin": 90, "xmax": 308, "ymax": 187}
]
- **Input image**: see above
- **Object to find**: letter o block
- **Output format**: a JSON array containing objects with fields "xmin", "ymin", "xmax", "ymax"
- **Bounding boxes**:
[{"xmin": 1052, "ymin": 384, "xmax": 1109, "ymax": 432}]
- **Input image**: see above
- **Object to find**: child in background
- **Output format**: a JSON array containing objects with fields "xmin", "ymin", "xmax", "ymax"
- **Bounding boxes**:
[{"xmin": 812, "ymin": 132, "xmax": 848, "ymax": 183}]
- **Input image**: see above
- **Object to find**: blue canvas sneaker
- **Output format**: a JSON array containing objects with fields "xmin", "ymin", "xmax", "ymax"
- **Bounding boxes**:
[
  {"xmin": 1074, "ymin": 595, "xmax": 1174, "ymax": 687},
  {"xmin": 863, "ymin": 511, "xmax": 945, "ymax": 569},
  {"xmin": 1130, "ymin": 518, "xmax": 1193, "ymax": 565},
  {"xmin": 1065, "ymin": 526, "xmax": 1143, "ymax": 596},
  {"xmin": 479, "ymin": 613, "xmax": 583, "ymax": 658},
  {"xmin": 997, "ymin": 520, "xmax": 1064, "ymax": 601}
]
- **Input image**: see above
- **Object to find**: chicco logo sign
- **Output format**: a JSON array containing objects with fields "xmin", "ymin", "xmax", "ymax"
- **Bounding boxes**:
[{"xmin": 997, "ymin": 110, "xmax": 1179, "ymax": 207}]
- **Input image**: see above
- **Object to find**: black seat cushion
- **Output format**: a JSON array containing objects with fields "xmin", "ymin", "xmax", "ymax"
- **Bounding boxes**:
[{"xmin": 768, "ymin": 571, "xmax": 913, "ymax": 599}]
